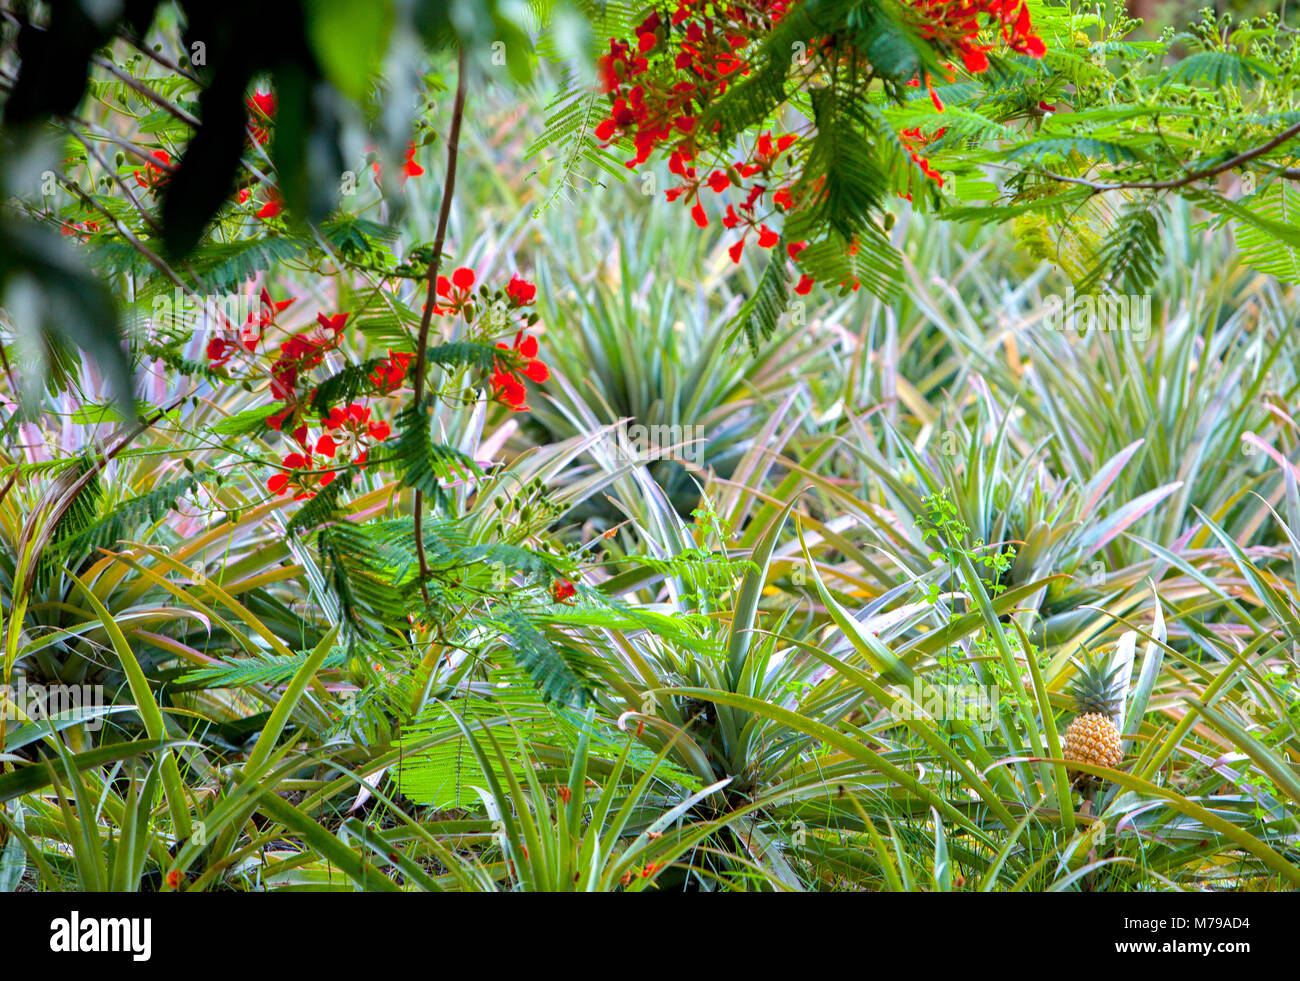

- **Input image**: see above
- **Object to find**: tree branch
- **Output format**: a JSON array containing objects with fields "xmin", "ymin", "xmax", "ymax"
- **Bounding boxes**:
[
  {"xmin": 412, "ymin": 46, "xmax": 469, "ymax": 607},
  {"xmin": 1035, "ymin": 121, "xmax": 1300, "ymax": 192}
]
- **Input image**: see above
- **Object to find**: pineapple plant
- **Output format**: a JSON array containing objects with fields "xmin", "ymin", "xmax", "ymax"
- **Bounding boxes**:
[{"xmin": 1062, "ymin": 649, "xmax": 1126, "ymax": 789}]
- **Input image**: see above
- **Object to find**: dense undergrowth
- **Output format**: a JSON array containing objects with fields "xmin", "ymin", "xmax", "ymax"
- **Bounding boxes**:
[{"xmin": 1, "ymin": 1, "xmax": 1299, "ymax": 892}]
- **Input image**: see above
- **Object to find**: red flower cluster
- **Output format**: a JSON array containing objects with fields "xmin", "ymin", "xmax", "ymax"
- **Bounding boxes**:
[
  {"xmin": 594, "ymin": 3, "xmax": 794, "ymax": 167},
  {"xmin": 492, "ymin": 330, "xmax": 548, "ymax": 411},
  {"xmin": 594, "ymin": 0, "xmax": 1048, "ymax": 294},
  {"xmin": 431, "ymin": 267, "xmax": 549, "ymax": 411},
  {"xmin": 60, "ymin": 220, "xmax": 100, "ymax": 239},
  {"xmin": 206, "ymin": 287, "xmax": 294, "ymax": 369},
  {"xmin": 593, "ymin": 4, "xmax": 805, "ymax": 278},
  {"xmin": 267, "ymin": 310, "xmax": 349, "ymax": 403},
  {"xmin": 895, "ymin": 0, "xmax": 1045, "ymax": 188},
  {"xmin": 912, "ymin": 0, "xmax": 1046, "ymax": 71},
  {"xmin": 203, "ymin": 288, "xmax": 404, "ymax": 498},
  {"xmin": 205, "ymin": 269, "xmax": 551, "ymax": 500}
]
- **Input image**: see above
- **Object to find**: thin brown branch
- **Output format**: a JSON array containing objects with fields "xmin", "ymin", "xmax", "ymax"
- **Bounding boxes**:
[
  {"xmin": 118, "ymin": 29, "xmax": 200, "ymax": 84},
  {"xmin": 412, "ymin": 47, "xmax": 469, "ymax": 607},
  {"xmin": 90, "ymin": 54, "xmax": 201, "ymax": 128},
  {"xmin": 55, "ymin": 174, "xmax": 189, "ymax": 293},
  {"xmin": 1036, "ymin": 121, "xmax": 1300, "ymax": 192}
]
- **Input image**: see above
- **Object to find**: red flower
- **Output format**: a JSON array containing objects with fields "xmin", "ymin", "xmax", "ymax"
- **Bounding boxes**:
[
  {"xmin": 165, "ymin": 869, "xmax": 183, "ymax": 891},
  {"xmin": 267, "ymin": 316, "xmax": 337, "ymax": 401},
  {"xmin": 267, "ymin": 402, "xmax": 304, "ymax": 436},
  {"xmin": 372, "ymin": 142, "xmax": 425, "ymax": 183},
  {"xmin": 962, "ymin": 47, "xmax": 990, "ymax": 73},
  {"xmin": 551, "ymin": 579, "xmax": 577, "ymax": 602},
  {"xmin": 927, "ymin": 76, "xmax": 945, "ymax": 112},
  {"xmin": 317, "ymin": 403, "xmax": 390, "ymax": 466},
  {"xmin": 134, "ymin": 149, "xmax": 171, "ymax": 190},
  {"xmin": 205, "ymin": 288, "xmax": 295, "ymax": 368},
  {"xmin": 261, "ymin": 287, "xmax": 295, "ymax": 321},
  {"xmin": 247, "ymin": 90, "xmax": 275, "ymax": 145},
  {"xmin": 267, "ymin": 452, "xmax": 335, "ymax": 500},
  {"xmin": 247, "ymin": 91, "xmax": 276, "ymax": 118},
  {"xmin": 369, "ymin": 350, "xmax": 412, "ymax": 394},
  {"xmin": 206, "ymin": 337, "xmax": 236, "ymax": 368},
  {"xmin": 240, "ymin": 288, "xmax": 295, "ymax": 353},
  {"xmin": 506, "ymin": 274, "xmax": 537, "ymax": 307},
  {"xmin": 256, "ymin": 191, "xmax": 283, "ymax": 219},
  {"xmin": 403, "ymin": 143, "xmax": 425, "ymax": 178},
  {"xmin": 314, "ymin": 312, "xmax": 349, "ymax": 338},
  {"xmin": 434, "ymin": 266, "xmax": 477, "ymax": 315}
]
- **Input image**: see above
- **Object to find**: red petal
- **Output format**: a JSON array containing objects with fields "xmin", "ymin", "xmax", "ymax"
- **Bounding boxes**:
[{"xmin": 962, "ymin": 48, "xmax": 989, "ymax": 74}]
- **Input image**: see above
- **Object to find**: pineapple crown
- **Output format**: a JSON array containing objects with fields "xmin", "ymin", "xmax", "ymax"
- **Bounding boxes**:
[{"xmin": 1068, "ymin": 645, "xmax": 1126, "ymax": 720}]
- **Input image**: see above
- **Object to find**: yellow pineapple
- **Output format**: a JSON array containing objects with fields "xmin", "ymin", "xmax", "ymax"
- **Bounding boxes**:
[{"xmin": 1062, "ymin": 650, "xmax": 1125, "ymax": 788}]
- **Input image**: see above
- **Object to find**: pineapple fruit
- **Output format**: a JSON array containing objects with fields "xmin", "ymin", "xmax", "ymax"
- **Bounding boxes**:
[{"xmin": 1062, "ymin": 651, "xmax": 1125, "ymax": 788}]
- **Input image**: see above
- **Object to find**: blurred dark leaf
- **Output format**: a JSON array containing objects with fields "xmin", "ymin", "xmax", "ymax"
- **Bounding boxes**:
[{"xmin": 0, "ymin": 218, "xmax": 133, "ymax": 413}]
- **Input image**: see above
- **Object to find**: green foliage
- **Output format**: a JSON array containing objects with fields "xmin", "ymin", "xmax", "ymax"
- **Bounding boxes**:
[
  {"xmin": 1230, "ymin": 181, "xmax": 1300, "ymax": 283},
  {"xmin": 492, "ymin": 607, "xmax": 595, "ymax": 708},
  {"xmin": 182, "ymin": 647, "xmax": 349, "ymax": 688},
  {"xmin": 388, "ymin": 403, "xmax": 480, "ymax": 508}
]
